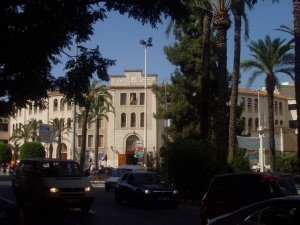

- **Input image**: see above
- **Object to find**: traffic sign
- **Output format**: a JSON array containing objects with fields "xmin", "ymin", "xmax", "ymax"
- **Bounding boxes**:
[
  {"xmin": 135, "ymin": 150, "xmax": 144, "ymax": 158},
  {"xmin": 39, "ymin": 124, "xmax": 53, "ymax": 143}
]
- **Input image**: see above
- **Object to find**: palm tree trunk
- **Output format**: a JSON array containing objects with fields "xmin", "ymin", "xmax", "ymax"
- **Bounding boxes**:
[
  {"xmin": 266, "ymin": 75, "xmax": 276, "ymax": 172},
  {"xmin": 58, "ymin": 134, "xmax": 62, "ymax": 159},
  {"xmin": 229, "ymin": 10, "xmax": 242, "ymax": 160},
  {"xmin": 80, "ymin": 106, "xmax": 90, "ymax": 169},
  {"xmin": 294, "ymin": 0, "xmax": 300, "ymax": 174},
  {"xmin": 213, "ymin": 10, "xmax": 231, "ymax": 173},
  {"xmin": 200, "ymin": 10, "xmax": 212, "ymax": 140},
  {"xmin": 94, "ymin": 118, "xmax": 100, "ymax": 169}
]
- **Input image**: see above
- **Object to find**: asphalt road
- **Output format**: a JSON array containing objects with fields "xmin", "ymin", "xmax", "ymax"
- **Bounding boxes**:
[{"xmin": 0, "ymin": 172, "xmax": 200, "ymax": 225}]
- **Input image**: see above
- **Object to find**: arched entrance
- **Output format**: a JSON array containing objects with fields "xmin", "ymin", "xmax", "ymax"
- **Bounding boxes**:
[
  {"xmin": 119, "ymin": 135, "xmax": 141, "ymax": 166},
  {"xmin": 56, "ymin": 143, "xmax": 68, "ymax": 159}
]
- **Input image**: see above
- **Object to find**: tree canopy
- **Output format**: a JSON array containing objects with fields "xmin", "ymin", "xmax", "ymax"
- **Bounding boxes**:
[{"xmin": 0, "ymin": 0, "xmax": 187, "ymax": 117}]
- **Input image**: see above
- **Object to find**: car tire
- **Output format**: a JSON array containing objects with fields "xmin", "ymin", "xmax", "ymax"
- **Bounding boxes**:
[
  {"xmin": 201, "ymin": 207, "xmax": 211, "ymax": 225},
  {"xmin": 81, "ymin": 205, "xmax": 91, "ymax": 215},
  {"xmin": 115, "ymin": 191, "xmax": 122, "ymax": 204}
]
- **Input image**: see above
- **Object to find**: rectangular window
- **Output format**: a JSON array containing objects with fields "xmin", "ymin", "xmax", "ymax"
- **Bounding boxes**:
[
  {"xmin": 97, "ymin": 135, "xmax": 104, "ymax": 147},
  {"xmin": 130, "ymin": 93, "xmax": 137, "ymax": 105},
  {"xmin": 140, "ymin": 93, "xmax": 145, "ymax": 105},
  {"xmin": 288, "ymin": 104, "xmax": 297, "ymax": 110},
  {"xmin": 0, "ymin": 123, "xmax": 8, "ymax": 131},
  {"xmin": 88, "ymin": 135, "xmax": 93, "ymax": 148},
  {"xmin": 78, "ymin": 135, "xmax": 82, "ymax": 147},
  {"xmin": 120, "ymin": 93, "xmax": 127, "ymax": 105},
  {"xmin": 140, "ymin": 113, "xmax": 144, "ymax": 127},
  {"xmin": 289, "ymin": 120, "xmax": 297, "ymax": 129}
]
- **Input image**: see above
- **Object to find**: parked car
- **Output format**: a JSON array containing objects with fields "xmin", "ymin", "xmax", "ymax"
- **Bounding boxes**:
[
  {"xmin": 115, "ymin": 171, "xmax": 179, "ymax": 209},
  {"xmin": 201, "ymin": 172, "xmax": 300, "ymax": 225},
  {"xmin": 105, "ymin": 164, "xmax": 146, "ymax": 192},
  {"xmin": 207, "ymin": 196, "xmax": 300, "ymax": 225},
  {"xmin": 12, "ymin": 158, "xmax": 94, "ymax": 214}
]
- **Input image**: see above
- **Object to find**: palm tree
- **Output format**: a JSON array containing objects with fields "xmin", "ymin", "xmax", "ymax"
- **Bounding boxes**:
[
  {"xmin": 10, "ymin": 119, "xmax": 39, "ymax": 143},
  {"xmin": 228, "ymin": 0, "xmax": 253, "ymax": 160},
  {"xmin": 240, "ymin": 35, "xmax": 295, "ymax": 172},
  {"xmin": 89, "ymin": 84, "xmax": 115, "ymax": 168},
  {"xmin": 8, "ymin": 140, "xmax": 21, "ymax": 166},
  {"xmin": 293, "ymin": 0, "xmax": 300, "ymax": 173},
  {"xmin": 49, "ymin": 118, "xmax": 71, "ymax": 159},
  {"xmin": 209, "ymin": 0, "xmax": 232, "ymax": 172},
  {"xmin": 275, "ymin": 25, "xmax": 294, "ymax": 45}
]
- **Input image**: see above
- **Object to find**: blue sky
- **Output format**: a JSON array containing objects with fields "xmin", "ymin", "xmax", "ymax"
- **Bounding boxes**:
[{"xmin": 52, "ymin": 1, "xmax": 294, "ymax": 89}]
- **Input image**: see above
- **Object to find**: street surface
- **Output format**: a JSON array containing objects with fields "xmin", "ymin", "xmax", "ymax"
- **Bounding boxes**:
[{"xmin": 0, "ymin": 171, "xmax": 200, "ymax": 225}]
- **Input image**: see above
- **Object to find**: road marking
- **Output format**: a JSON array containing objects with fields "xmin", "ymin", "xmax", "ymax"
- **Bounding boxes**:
[{"xmin": 0, "ymin": 197, "xmax": 15, "ymax": 204}]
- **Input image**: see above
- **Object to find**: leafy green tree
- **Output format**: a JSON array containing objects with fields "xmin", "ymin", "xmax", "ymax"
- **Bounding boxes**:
[
  {"xmin": 241, "ymin": 35, "xmax": 294, "ymax": 172},
  {"xmin": 0, "ymin": 142, "xmax": 12, "ymax": 165},
  {"xmin": 276, "ymin": 153, "xmax": 298, "ymax": 174},
  {"xmin": 49, "ymin": 118, "xmax": 71, "ymax": 159},
  {"xmin": 160, "ymin": 139, "xmax": 217, "ymax": 197},
  {"xmin": 20, "ymin": 142, "xmax": 45, "ymax": 159},
  {"xmin": 228, "ymin": 148, "xmax": 251, "ymax": 172},
  {"xmin": 57, "ymin": 46, "xmax": 115, "ymax": 168},
  {"xmin": 0, "ymin": 0, "xmax": 187, "ymax": 118}
]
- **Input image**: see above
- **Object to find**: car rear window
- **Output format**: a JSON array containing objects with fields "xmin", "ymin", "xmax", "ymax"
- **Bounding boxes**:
[
  {"xmin": 111, "ymin": 169, "xmax": 132, "ymax": 177},
  {"xmin": 277, "ymin": 177, "xmax": 300, "ymax": 196}
]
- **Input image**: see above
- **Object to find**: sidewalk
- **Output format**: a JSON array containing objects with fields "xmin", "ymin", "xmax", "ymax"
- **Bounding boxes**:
[{"xmin": 0, "ymin": 171, "xmax": 9, "ymax": 177}]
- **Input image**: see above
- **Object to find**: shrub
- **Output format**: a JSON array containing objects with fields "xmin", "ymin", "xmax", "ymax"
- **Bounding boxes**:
[
  {"xmin": 276, "ymin": 153, "xmax": 298, "ymax": 174},
  {"xmin": 0, "ymin": 142, "xmax": 12, "ymax": 163},
  {"xmin": 228, "ymin": 149, "xmax": 251, "ymax": 173},
  {"xmin": 20, "ymin": 142, "xmax": 46, "ymax": 159}
]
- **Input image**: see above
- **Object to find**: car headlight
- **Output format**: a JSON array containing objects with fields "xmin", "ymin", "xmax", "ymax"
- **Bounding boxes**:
[
  {"xmin": 85, "ymin": 186, "xmax": 92, "ymax": 192},
  {"xmin": 143, "ymin": 189, "xmax": 151, "ymax": 194},
  {"xmin": 173, "ymin": 190, "xmax": 179, "ymax": 195},
  {"xmin": 49, "ymin": 188, "xmax": 59, "ymax": 193}
]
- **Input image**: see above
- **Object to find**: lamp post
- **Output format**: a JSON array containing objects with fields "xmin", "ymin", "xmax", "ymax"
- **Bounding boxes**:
[
  {"xmin": 257, "ymin": 90, "xmax": 264, "ymax": 172},
  {"xmin": 140, "ymin": 37, "xmax": 153, "ymax": 168}
]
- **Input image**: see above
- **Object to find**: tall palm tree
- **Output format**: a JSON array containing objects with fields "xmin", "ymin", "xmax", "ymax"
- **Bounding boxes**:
[
  {"xmin": 275, "ymin": 25, "xmax": 295, "ymax": 45},
  {"xmin": 209, "ymin": 0, "xmax": 232, "ymax": 172},
  {"xmin": 90, "ymin": 84, "xmax": 115, "ymax": 168},
  {"xmin": 228, "ymin": 0, "xmax": 252, "ymax": 160},
  {"xmin": 240, "ymin": 35, "xmax": 295, "ymax": 172},
  {"xmin": 49, "ymin": 118, "xmax": 71, "ymax": 159},
  {"xmin": 293, "ymin": 0, "xmax": 300, "ymax": 173}
]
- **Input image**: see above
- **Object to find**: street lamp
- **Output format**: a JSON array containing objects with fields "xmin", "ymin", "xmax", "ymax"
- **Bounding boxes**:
[
  {"xmin": 257, "ymin": 90, "xmax": 264, "ymax": 172},
  {"xmin": 140, "ymin": 37, "xmax": 153, "ymax": 168}
]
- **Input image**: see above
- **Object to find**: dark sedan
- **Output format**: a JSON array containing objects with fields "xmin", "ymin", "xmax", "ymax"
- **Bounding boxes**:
[
  {"xmin": 115, "ymin": 171, "xmax": 179, "ymax": 209},
  {"xmin": 207, "ymin": 196, "xmax": 300, "ymax": 225}
]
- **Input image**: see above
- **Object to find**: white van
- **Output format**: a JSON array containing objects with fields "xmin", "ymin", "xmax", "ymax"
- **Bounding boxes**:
[
  {"xmin": 105, "ymin": 164, "xmax": 146, "ymax": 191},
  {"xmin": 12, "ymin": 158, "xmax": 94, "ymax": 214}
]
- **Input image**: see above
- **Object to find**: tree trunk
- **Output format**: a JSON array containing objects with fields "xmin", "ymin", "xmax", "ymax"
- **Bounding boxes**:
[
  {"xmin": 80, "ymin": 106, "xmax": 90, "ymax": 169},
  {"xmin": 293, "ymin": 0, "xmax": 300, "ymax": 174},
  {"xmin": 213, "ymin": 10, "xmax": 231, "ymax": 173},
  {"xmin": 229, "ymin": 10, "xmax": 242, "ymax": 160},
  {"xmin": 58, "ymin": 134, "xmax": 62, "ymax": 159},
  {"xmin": 200, "ymin": 10, "xmax": 212, "ymax": 141}
]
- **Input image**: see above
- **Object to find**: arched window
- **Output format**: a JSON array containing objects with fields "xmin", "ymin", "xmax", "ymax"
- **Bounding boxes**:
[
  {"xmin": 140, "ymin": 112, "xmax": 145, "ymax": 127},
  {"xmin": 121, "ymin": 113, "xmax": 126, "ymax": 128},
  {"xmin": 248, "ymin": 117, "xmax": 252, "ymax": 129},
  {"xmin": 131, "ymin": 113, "xmax": 136, "ymax": 127},
  {"xmin": 16, "ymin": 123, "xmax": 18, "ymax": 130},
  {"xmin": 13, "ymin": 124, "xmax": 15, "ymax": 131},
  {"xmin": 254, "ymin": 98, "xmax": 258, "ymax": 113},
  {"xmin": 255, "ymin": 118, "xmax": 259, "ymax": 128},
  {"xmin": 247, "ymin": 98, "xmax": 252, "ymax": 112},
  {"xmin": 29, "ymin": 103, "xmax": 33, "ymax": 114},
  {"xmin": 53, "ymin": 99, "xmax": 58, "ymax": 112},
  {"xmin": 274, "ymin": 101, "xmax": 278, "ymax": 115},
  {"xmin": 67, "ymin": 100, "xmax": 72, "ymax": 111},
  {"xmin": 60, "ymin": 99, "xmax": 65, "ymax": 111},
  {"xmin": 275, "ymin": 120, "xmax": 279, "ymax": 125},
  {"xmin": 67, "ymin": 118, "xmax": 72, "ymax": 128},
  {"xmin": 240, "ymin": 97, "xmax": 245, "ymax": 110},
  {"xmin": 34, "ymin": 105, "xmax": 37, "ymax": 114},
  {"xmin": 279, "ymin": 102, "xmax": 283, "ymax": 115},
  {"xmin": 126, "ymin": 135, "xmax": 139, "ymax": 151},
  {"xmin": 280, "ymin": 120, "xmax": 283, "ymax": 125},
  {"xmin": 38, "ymin": 120, "xmax": 42, "ymax": 125}
]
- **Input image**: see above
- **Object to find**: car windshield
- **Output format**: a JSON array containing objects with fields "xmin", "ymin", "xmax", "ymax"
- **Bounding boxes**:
[
  {"xmin": 278, "ymin": 177, "xmax": 300, "ymax": 195},
  {"xmin": 41, "ymin": 162, "xmax": 84, "ymax": 177},
  {"xmin": 135, "ymin": 173, "xmax": 167, "ymax": 185},
  {"xmin": 111, "ymin": 169, "xmax": 132, "ymax": 177}
]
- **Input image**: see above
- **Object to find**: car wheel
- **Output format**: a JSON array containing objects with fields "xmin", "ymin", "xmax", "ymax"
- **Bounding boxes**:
[
  {"xmin": 201, "ymin": 207, "xmax": 212, "ymax": 225},
  {"xmin": 81, "ymin": 205, "xmax": 91, "ymax": 215},
  {"xmin": 115, "ymin": 191, "xmax": 122, "ymax": 204}
]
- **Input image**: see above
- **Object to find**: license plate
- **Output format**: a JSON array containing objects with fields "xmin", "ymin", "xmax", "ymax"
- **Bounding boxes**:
[
  {"xmin": 67, "ymin": 199, "xmax": 81, "ymax": 203},
  {"xmin": 158, "ymin": 197, "xmax": 169, "ymax": 200}
]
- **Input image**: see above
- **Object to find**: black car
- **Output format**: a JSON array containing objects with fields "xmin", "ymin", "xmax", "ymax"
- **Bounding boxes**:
[
  {"xmin": 207, "ymin": 196, "xmax": 300, "ymax": 225},
  {"xmin": 115, "ymin": 171, "xmax": 179, "ymax": 209}
]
